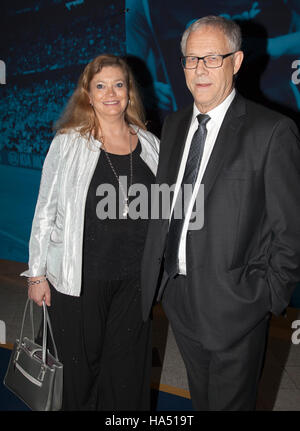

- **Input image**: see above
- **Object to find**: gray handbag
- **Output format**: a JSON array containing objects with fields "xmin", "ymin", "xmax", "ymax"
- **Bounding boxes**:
[{"xmin": 4, "ymin": 298, "xmax": 63, "ymax": 411}]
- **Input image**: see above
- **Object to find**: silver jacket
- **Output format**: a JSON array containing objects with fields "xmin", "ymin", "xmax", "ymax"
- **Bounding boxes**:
[{"xmin": 21, "ymin": 126, "xmax": 160, "ymax": 296}]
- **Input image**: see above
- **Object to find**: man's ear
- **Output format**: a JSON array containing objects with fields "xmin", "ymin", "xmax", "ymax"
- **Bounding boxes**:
[{"xmin": 233, "ymin": 50, "xmax": 244, "ymax": 75}]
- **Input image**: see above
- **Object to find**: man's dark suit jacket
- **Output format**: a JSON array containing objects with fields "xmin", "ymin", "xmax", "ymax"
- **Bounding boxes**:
[{"xmin": 141, "ymin": 92, "xmax": 300, "ymax": 351}]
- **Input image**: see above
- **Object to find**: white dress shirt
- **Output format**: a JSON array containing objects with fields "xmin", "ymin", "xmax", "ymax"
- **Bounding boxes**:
[{"xmin": 170, "ymin": 89, "xmax": 236, "ymax": 275}]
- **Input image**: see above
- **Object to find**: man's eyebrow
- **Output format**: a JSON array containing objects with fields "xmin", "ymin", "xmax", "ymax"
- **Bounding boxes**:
[{"xmin": 185, "ymin": 51, "xmax": 219, "ymax": 56}]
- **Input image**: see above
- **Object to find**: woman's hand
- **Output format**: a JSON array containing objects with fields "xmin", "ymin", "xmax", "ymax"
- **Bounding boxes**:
[{"xmin": 28, "ymin": 277, "xmax": 51, "ymax": 307}]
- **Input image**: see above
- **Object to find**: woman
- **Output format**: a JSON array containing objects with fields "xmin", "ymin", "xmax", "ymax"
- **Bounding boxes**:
[{"xmin": 21, "ymin": 54, "xmax": 159, "ymax": 410}]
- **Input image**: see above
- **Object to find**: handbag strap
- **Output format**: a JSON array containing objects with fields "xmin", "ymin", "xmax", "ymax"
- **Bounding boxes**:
[
  {"xmin": 18, "ymin": 298, "xmax": 33, "ymax": 349},
  {"xmin": 18, "ymin": 298, "xmax": 59, "ymax": 364},
  {"xmin": 42, "ymin": 300, "xmax": 59, "ymax": 361},
  {"xmin": 30, "ymin": 299, "xmax": 35, "ymax": 340}
]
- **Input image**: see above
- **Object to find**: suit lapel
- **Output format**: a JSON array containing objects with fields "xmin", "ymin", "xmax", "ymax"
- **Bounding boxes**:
[
  {"xmin": 161, "ymin": 105, "xmax": 193, "ymax": 185},
  {"xmin": 158, "ymin": 94, "xmax": 246, "ymax": 207},
  {"xmin": 202, "ymin": 93, "xmax": 246, "ymax": 202},
  {"xmin": 155, "ymin": 106, "xmax": 193, "ymax": 230}
]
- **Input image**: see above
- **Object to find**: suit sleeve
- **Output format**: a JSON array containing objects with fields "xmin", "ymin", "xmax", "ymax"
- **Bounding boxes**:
[{"xmin": 264, "ymin": 117, "xmax": 300, "ymax": 315}]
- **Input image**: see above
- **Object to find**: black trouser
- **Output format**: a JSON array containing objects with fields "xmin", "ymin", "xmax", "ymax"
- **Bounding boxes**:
[
  {"xmin": 48, "ymin": 275, "xmax": 152, "ymax": 411},
  {"xmin": 162, "ymin": 276, "xmax": 270, "ymax": 411}
]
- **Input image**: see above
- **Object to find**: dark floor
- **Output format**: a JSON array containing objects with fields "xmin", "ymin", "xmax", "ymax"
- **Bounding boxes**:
[{"xmin": 1, "ymin": 259, "xmax": 300, "ymax": 410}]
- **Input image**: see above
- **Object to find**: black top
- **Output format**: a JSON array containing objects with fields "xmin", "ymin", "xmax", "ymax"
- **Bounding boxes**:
[{"xmin": 83, "ymin": 141, "xmax": 155, "ymax": 281}]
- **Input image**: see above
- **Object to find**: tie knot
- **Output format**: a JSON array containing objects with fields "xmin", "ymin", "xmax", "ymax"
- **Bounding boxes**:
[{"xmin": 196, "ymin": 114, "xmax": 210, "ymax": 127}]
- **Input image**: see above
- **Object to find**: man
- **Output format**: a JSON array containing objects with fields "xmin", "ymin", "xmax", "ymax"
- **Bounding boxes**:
[
  {"xmin": 141, "ymin": 16, "xmax": 300, "ymax": 410},
  {"xmin": 126, "ymin": 1, "xmax": 300, "ymax": 114}
]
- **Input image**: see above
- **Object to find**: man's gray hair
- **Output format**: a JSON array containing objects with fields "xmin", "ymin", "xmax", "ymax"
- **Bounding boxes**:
[{"xmin": 181, "ymin": 15, "xmax": 242, "ymax": 55}]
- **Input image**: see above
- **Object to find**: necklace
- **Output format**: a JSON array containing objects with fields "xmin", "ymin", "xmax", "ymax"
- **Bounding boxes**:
[{"xmin": 100, "ymin": 129, "xmax": 133, "ymax": 217}]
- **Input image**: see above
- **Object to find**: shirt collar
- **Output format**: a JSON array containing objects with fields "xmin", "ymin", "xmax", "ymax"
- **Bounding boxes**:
[{"xmin": 192, "ymin": 88, "xmax": 236, "ymax": 127}]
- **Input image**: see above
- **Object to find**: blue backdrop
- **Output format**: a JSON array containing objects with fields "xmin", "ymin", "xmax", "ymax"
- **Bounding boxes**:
[{"xmin": 0, "ymin": 0, "xmax": 125, "ymax": 261}]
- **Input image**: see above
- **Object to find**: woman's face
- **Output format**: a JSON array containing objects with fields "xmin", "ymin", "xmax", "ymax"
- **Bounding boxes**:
[{"xmin": 88, "ymin": 65, "xmax": 129, "ymax": 121}]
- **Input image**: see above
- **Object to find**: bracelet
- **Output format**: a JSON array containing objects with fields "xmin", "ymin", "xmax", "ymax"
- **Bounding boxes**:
[{"xmin": 27, "ymin": 277, "xmax": 47, "ymax": 286}]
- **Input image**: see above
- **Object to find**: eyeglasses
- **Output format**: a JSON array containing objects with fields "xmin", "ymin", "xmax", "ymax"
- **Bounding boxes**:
[{"xmin": 181, "ymin": 52, "xmax": 236, "ymax": 69}]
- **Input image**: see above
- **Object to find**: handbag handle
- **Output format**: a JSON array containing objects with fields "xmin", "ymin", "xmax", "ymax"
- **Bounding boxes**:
[{"xmin": 17, "ymin": 298, "xmax": 59, "ymax": 365}]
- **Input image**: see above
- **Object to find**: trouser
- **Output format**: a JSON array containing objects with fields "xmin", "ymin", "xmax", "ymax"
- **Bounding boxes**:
[
  {"xmin": 47, "ymin": 275, "xmax": 152, "ymax": 411},
  {"xmin": 162, "ymin": 276, "xmax": 270, "ymax": 411}
]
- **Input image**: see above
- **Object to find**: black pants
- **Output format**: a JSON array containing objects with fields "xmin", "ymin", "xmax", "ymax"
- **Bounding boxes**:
[
  {"xmin": 162, "ymin": 276, "xmax": 270, "ymax": 411},
  {"xmin": 48, "ymin": 275, "xmax": 152, "ymax": 411}
]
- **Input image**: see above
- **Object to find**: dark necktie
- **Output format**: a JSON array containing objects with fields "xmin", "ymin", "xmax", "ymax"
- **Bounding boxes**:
[{"xmin": 164, "ymin": 114, "xmax": 210, "ymax": 278}]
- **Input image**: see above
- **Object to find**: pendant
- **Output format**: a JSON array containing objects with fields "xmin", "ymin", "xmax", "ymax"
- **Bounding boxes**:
[{"xmin": 123, "ymin": 198, "xmax": 129, "ymax": 217}]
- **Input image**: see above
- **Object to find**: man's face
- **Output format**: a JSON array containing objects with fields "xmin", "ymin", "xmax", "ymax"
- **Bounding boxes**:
[{"xmin": 184, "ymin": 26, "xmax": 243, "ymax": 113}]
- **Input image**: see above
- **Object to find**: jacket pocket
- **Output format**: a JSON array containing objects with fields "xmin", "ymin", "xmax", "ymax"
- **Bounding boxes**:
[
  {"xmin": 228, "ymin": 264, "xmax": 266, "ymax": 281},
  {"xmin": 49, "ymin": 224, "xmax": 63, "ymax": 243},
  {"xmin": 222, "ymin": 169, "xmax": 258, "ymax": 180},
  {"xmin": 227, "ymin": 264, "xmax": 271, "ymax": 309}
]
